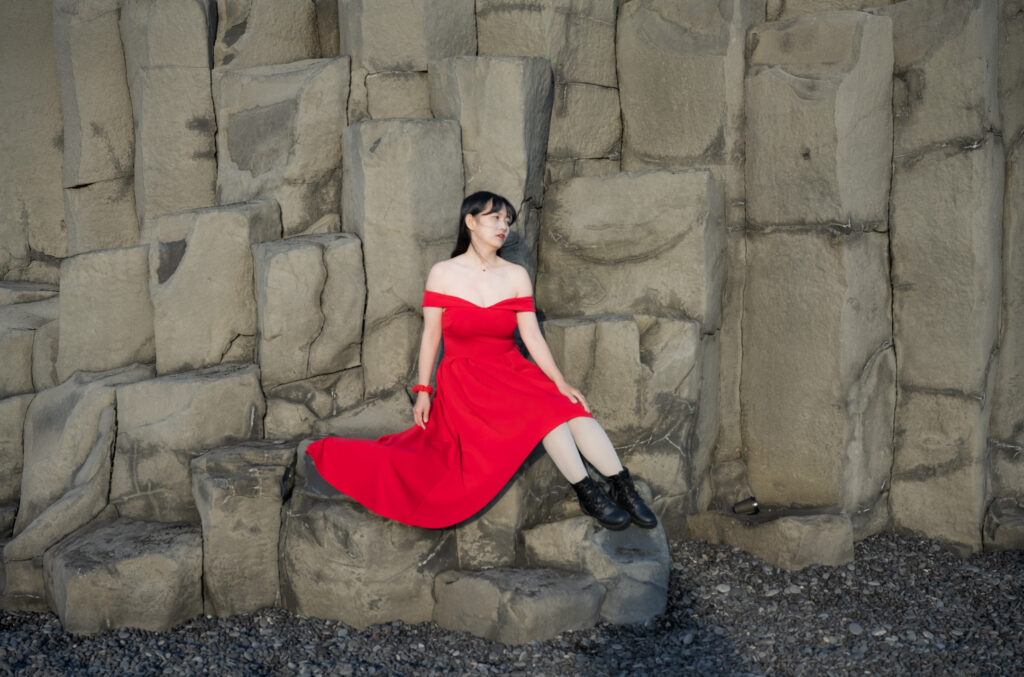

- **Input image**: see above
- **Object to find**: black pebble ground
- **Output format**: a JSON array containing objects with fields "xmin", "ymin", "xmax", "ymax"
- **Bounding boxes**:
[{"xmin": 2, "ymin": 531, "xmax": 1021, "ymax": 676}]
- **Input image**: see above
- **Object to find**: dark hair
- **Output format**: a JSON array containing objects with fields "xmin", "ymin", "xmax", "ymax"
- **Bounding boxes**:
[{"xmin": 451, "ymin": 191, "xmax": 518, "ymax": 257}]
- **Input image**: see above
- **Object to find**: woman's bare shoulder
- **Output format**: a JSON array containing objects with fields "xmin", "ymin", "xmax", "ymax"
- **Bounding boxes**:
[{"xmin": 504, "ymin": 261, "xmax": 533, "ymax": 296}]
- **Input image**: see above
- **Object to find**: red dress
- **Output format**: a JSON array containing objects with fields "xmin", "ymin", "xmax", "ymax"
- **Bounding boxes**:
[{"xmin": 307, "ymin": 291, "xmax": 591, "ymax": 528}]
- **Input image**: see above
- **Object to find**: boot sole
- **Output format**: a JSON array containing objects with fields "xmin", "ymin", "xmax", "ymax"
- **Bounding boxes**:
[{"xmin": 580, "ymin": 506, "xmax": 631, "ymax": 531}]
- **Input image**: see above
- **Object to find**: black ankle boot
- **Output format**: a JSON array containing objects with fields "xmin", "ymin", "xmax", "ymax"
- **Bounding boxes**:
[
  {"xmin": 606, "ymin": 468, "xmax": 658, "ymax": 529},
  {"xmin": 572, "ymin": 476, "xmax": 630, "ymax": 530}
]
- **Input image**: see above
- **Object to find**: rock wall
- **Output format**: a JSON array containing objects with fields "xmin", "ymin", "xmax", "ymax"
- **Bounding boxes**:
[{"xmin": 0, "ymin": 0, "xmax": 1021, "ymax": 637}]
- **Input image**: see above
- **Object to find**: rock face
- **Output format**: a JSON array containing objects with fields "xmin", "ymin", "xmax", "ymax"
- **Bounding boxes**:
[
  {"xmin": 213, "ymin": 0, "xmax": 320, "ymax": 68},
  {"xmin": 149, "ymin": 200, "xmax": 281, "ymax": 374},
  {"xmin": 44, "ymin": 517, "xmax": 203, "ymax": 634},
  {"xmin": 0, "ymin": 394, "xmax": 34, "ymax": 509},
  {"xmin": 0, "ymin": 299, "xmax": 59, "ymax": 398},
  {"xmin": 213, "ymin": 58, "xmax": 349, "ymax": 236}
]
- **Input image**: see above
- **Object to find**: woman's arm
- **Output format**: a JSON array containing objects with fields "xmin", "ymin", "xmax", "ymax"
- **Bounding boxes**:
[{"xmin": 413, "ymin": 305, "xmax": 442, "ymax": 429}]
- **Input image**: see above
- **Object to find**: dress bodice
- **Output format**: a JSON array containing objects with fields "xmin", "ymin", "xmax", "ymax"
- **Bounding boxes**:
[{"xmin": 422, "ymin": 291, "xmax": 534, "ymax": 359}]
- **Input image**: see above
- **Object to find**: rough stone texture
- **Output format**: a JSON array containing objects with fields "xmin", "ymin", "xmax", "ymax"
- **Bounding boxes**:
[
  {"xmin": 342, "ymin": 119, "xmax": 463, "ymax": 394},
  {"xmin": 120, "ymin": 0, "xmax": 217, "ymax": 229},
  {"xmin": 365, "ymin": 71, "xmax": 432, "ymax": 119},
  {"xmin": 31, "ymin": 320, "xmax": 60, "ymax": 393},
  {"xmin": 455, "ymin": 467, "xmax": 534, "ymax": 570},
  {"xmin": 0, "ymin": 394, "xmax": 33, "ymax": 507},
  {"xmin": 0, "ymin": 283, "xmax": 58, "ymax": 306},
  {"xmin": 110, "ymin": 364, "xmax": 266, "ymax": 522},
  {"xmin": 53, "ymin": 0, "xmax": 134, "ymax": 189},
  {"xmin": 12, "ymin": 366, "xmax": 153, "ymax": 540},
  {"xmin": 521, "ymin": 516, "xmax": 671, "ymax": 624},
  {"xmin": 279, "ymin": 492, "xmax": 457, "ymax": 628},
  {"xmin": 340, "ymin": 0, "xmax": 476, "ymax": 72},
  {"xmin": 149, "ymin": 200, "xmax": 281, "ymax": 375},
  {"xmin": 63, "ymin": 178, "xmax": 139, "ymax": 255},
  {"xmin": 313, "ymin": 0, "xmax": 339, "ymax": 56},
  {"xmin": 741, "ymin": 231, "xmax": 894, "ymax": 510},
  {"xmin": 547, "ymin": 82, "xmax": 621, "ymax": 160},
  {"xmin": 432, "ymin": 568, "xmax": 603, "ymax": 644},
  {"xmin": 191, "ymin": 442, "xmax": 294, "ymax": 616},
  {"xmin": 314, "ymin": 389, "xmax": 412, "ymax": 438},
  {"xmin": 213, "ymin": 58, "xmax": 349, "ymax": 236},
  {"xmin": 254, "ymin": 234, "xmax": 364, "ymax": 388},
  {"xmin": 0, "ymin": 555, "xmax": 48, "ymax": 612},
  {"xmin": 536, "ymin": 170, "xmax": 725, "ymax": 329},
  {"xmin": 745, "ymin": 11, "xmax": 894, "ymax": 229},
  {"xmin": 264, "ymin": 368, "xmax": 365, "ymax": 440},
  {"xmin": 56, "ymin": 245, "xmax": 154, "ymax": 382},
  {"xmin": 715, "ymin": 230, "xmax": 746, "ymax": 468},
  {"xmin": 214, "ymin": 0, "xmax": 319, "ymax": 68},
  {"xmin": 983, "ymin": 497, "xmax": 1024, "ymax": 551},
  {"xmin": 430, "ymin": 56, "xmax": 552, "ymax": 211},
  {"xmin": 767, "ymin": 0, "xmax": 894, "ymax": 20},
  {"xmin": 44, "ymin": 518, "xmax": 202, "ymax": 634},
  {"xmin": 0, "ymin": 0, "xmax": 66, "ymax": 278},
  {"xmin": 0, "ymin": 299, "xmax": 58, "ymax": 398},
  {"xmin": 688, "ymin": 510, "xmax": 855, "ymax": 570}
]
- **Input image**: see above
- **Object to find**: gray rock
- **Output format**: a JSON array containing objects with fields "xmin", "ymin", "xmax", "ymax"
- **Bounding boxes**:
[
  {"xmin": 56, "ymin": 246, "xmax": 155, "ymax": 382},
  {"xmin": 983, "ymin": 497, "xmax": 1024, "ymax": 551},
  {"xmin": 214, "ymin": 0, "xmax": 319, "ymax": 68},
  {"xmin": 365, "ymin": 71, "xmax": 432, "ymax": 119},
  {"xmin": 149, "ymin": 200, "xmax": 281, "ymax": 374},
  {"xmin": 110, "ymin": 364, "xmax": 265, "ymax": 522},
  {"xmin": 432, "ymin": 567, "xmax": 603, "ymax": 644},
  {"xmin": 264, "ymin": 368, "xmax": 365, "ymax": 440},
  {"xmin": 0, "ymin": 554, "xmax": 48, "ymax": 612},
  {"xmin": 767, "ymin": 0, "xmax": 894, "ymax": 21},
  {"xmin": 279, "ymin": 492, "xmax": 456, "ymax": 628},
  {"xmin": 0, "ymin": 299, "xmax": 58, "ymax": 398},
  {"xmin": 0, "ymin": 394, "xmax": 32, "ymax": 506},
  {"xmin": 213, "ymin": 58, "xmax": 349, "ymax": 236},
  {"xmin": 547, "ymin": 82, "xmax": 620, "ymax": 160},
  {"xmin": 521, "ymin": 516, "xmax": 671, "ymax": 624},
  {"xmin": 63, "ymin": 178, "xmax": 139, "ymax": 256},
  {"xmin": 191, "ymin": 442, "xmax": 294, "ymax": 616},
  {"xmin": 44, "ymin": 518, "xmax": 203, "ymax": 633},
  {"xmin": 314, "ymin": 388, "xmax": 411, "ymax": 439},
  {"xmin": 688, "ymin": 510, "xmax": 854, "ymax": 570},
  {"xmin": 30, "ymin": 320, "xmax": 59, "ymax": 392},
  {"xmin": 341, "ymin": 119, "xmax": 463, "ymax": 394},
  {"xmin": 0, "ymin": 283, "xmax": 58, "ymax": 306}
]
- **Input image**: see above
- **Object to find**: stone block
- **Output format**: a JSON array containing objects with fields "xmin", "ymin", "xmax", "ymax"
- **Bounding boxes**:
[
  {"xmin": 342, "ymin": 119, "xmax": 463, "ymax": 394},
  {"xmin": 0, "ymin": 0, "xmax": 65, "ymax": 274},
  {"xmin": 279, "ymin": 492, "xmax": 456, "ymax": 628},
  {"xmin": 13, "ymin": 366, "xmax": 153, "ymax": 542},
  {"xmin": 0, "ymin": 283, "xmax": 58, "ymax": 306},
  {"xmin": 254, "ymin": 234, "xmax": 364, "ymax": 388},
  {"xmin": 149, "ymin": 200, "xmax": 281, "ymax": 375},
  {"xmin": 120, "ymin": 0, "xmax": 217, "ymax": 228},
  {"xmin": 741, "ymin": 231, "xmax": 893, "ymax": 508},
  {"xmin": 716, "ymin": 230, "xmax": 746, "ymax": 460},
  {"xmin": 432, "ymin": 568, "xmax": 603, "ymax": 644},
  {"xmin": 54, "ymin": 0, "xmax": 135, "ymax": 188},
  {"xmin": 983, "ymin": 498, "xmax": 1024, "ymax": 551},
  {"xmin": 890, "ymin": 388, "xmax": 990, "ymax": 553},
  {"xmin": 56, "ymin": 245, "xmax": 155, "ymax": 382},
  {"xmin": 214, "ymin": 0, "xmax": 319, "ymax": 68},
  {"xmin": 548, "ymin": 82, "xmax": 620, "ymax": 160},
  {"xmin": 521, "ymin": 516, "xmax": 671, "ymax": 624},
  {"xmin": 314, "ymin": 389, "xmax": 411, "ymax": 438},
  {"xmin": 0, "ymin": 555, "xmax": 48, "ymax": 612},
  {"xmin": 882, "ymin": 0, "xmax": 999, "ymax": 155},
  {"xmin": 340, "ymin": 0, "xmax": 476, "ymax": 72},
  {"xmin": 111, "ymin": 364, "xmax": 265, "ymax": 522},
  {"xmin": 265, "ymin": 368, "xmax": 364, "ymax": 439},
  {"xmin": 191, "ymin": 442, "xmax": 293, "ymax": 616},
  {"xmin": 745, "ymin": 11, "xmax": 893, "ymax": 228},
  {"xmin": 767, "ymin": 0, "xmax": 894, "ymax": 20},
  {"xmin": 314, "ymin": 0, "xmax": 339, "ymax": 56},
  {"xmin": 688, "ymin": 510, "xmax": 854, "ymax": 570},
  {"xmin": 0, "ymin": 299, "xmax": 58, "ymax": 398},
  {"xmin": 990, "ymin": 440, "xmax": 1024, "ymax": 502},
  {"xmin": 536, "ymin": 170, "xmax": 725, "ymax": 328},
  {"xmin": 0, "ymin": 506, "xmax": 15, "ymax": 536},
  {"xmin": 366, "ymin": 71, "xmax": 432, "ymax": 119},
  {"xmin": 0, "ymin": 394, "xmax": 33, "ymax": 506},
  {"xmin": 890, "ymin": 137, "xmax": 1004, "ymax": 393},
  {"xmin": 476, "ymin": 0, "xmax": 617, "ymax": 86},
  {"xmin": 455, "ymin": 470, "xmax": 530, "ymax": 570},
  {"xmin": 429, "ymin": 56, "xmax": 552, "ymax": 208},
  {"xmin": 31, "ymin": 320, "xmax": 59, "ymax": 392},
  {"xmin": 63, "ymin": 178, "xmax": 139, "ymax": 255},
  {"xmin": 44, "ymin": 518, "xmax": 202, "ymax": 633},
  {"xmin": 213, "ymin": 58, "xmax": 349, "ymax": 236}
]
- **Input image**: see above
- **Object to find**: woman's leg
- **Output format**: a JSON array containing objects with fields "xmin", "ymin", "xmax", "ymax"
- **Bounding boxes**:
[
  {"xmin": 541, "ymin": 423, "xmax": 588, "ymax": 483},
  {"xmin": 567, "ymin": 417, "xmax": 623, "ymax": 477}
]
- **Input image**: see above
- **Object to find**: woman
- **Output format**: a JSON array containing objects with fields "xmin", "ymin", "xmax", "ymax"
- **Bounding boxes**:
[{"xmin": 307, "ymin": 191, "xmax": 657, "ymax": 531}]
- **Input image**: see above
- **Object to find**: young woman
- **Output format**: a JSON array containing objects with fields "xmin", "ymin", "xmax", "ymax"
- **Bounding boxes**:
[{"xmin": 307, "ymin": 191, "xmax": 657, "ymax": 531}]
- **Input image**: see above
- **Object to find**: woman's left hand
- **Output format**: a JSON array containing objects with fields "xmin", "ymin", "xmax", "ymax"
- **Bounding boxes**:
[{"xmin": 557, "ymin": 381, "xmax": 590, "ymax": 413}]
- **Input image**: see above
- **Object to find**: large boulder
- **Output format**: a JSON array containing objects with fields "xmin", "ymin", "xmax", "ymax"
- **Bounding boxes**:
[
  {"xmin": 0, "ymin": 299, "xmax": 58, "ymax": 398},
  {"xmin": 44, "ymin": 517, "xmax": 203, "ymax": 633},
  {"xmin": 120, "ymin": 0, "xmax": 217, "ymax": 228},
  {"xmin": 110, "ymin": 364, "xmax": 266, "ymax": 522},
  {"xmin": 521, "ymin": 516, "xmax": 671, "ymax": 624},
  {"xmin": 56, "ymin": 245, "xmax": 154, "ymax": 382},
  {"xmin": 213, "ymin": 58, "xmax": 349, "ymax": 236},
  {"xmin": 432, "ymin": 568, "xmax": 603, "ymax": 644},
  {"xmin": 213, "ymin": 0, "xmax": 319, "ymax": 68},
  {"xmin": 149, "ymin": 200, "xmax": 281, "ymax": 374},
  {"xmin": 191, "ymin": 442, "xmax": 294, "ymax": 616},
  {"xmin": 280, "ymin": 492, "xmax": 457, "ymax": 628},
  {"xmin": 342, "ymin": 119, "xmax": 463, "ymax": 394},
  {"xmin": 254, "ymin": 233, "xmax": 364, "ymax": 388}
]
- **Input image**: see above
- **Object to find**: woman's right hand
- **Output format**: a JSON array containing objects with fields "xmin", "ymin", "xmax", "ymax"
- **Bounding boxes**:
[{"xmin": 413, "ymin": 391, "xmax": 432, "ymax": 429}]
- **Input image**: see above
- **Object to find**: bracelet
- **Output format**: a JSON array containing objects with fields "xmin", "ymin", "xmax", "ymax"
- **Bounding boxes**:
[{"xmin": 412, "ymin": 384, "xmax": 434, "ymax": 396}]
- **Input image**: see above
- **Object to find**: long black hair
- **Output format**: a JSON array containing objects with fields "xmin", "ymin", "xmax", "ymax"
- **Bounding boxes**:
[{"xmin": 451, "ymin": 191, "xmax": 518, "ymax": 257}]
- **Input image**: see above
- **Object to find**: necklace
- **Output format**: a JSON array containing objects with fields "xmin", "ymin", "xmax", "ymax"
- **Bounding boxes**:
[{"xmin": 469, "ymin": 245, "xmax": 495, "ymax": 272}]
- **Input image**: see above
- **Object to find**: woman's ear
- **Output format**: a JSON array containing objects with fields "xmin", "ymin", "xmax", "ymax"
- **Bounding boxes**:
[{"xmin": 464, "ymin": 213, "xmax": 476, "ymax": 232}]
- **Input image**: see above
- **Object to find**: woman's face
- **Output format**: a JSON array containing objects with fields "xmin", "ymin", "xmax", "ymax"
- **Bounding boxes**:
[{"xmin": 468, "ymin": 202, "xmax": 510, "ymax": 246}]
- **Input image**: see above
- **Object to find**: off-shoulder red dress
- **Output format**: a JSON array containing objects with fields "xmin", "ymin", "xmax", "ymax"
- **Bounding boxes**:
[{"xmin": 306, "ymin": 291, "xmax": 591, "ymax": 528}]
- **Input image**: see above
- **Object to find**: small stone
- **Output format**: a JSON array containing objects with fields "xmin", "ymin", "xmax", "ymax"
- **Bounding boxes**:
[
  {"xmin": 848, "ymin": 623, "xmax": 864, "ymax": 635},
  {"xmin": 716, "ymin": 583, "xmax": 731, "ymax": 594},
  {"xmin": 784, "ymin": 585, "xmax": 802, "ymax": 595}
]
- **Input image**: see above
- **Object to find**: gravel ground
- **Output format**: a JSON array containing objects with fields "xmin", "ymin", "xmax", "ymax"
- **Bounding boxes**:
[{"xmin": 2, "ymin": 531, "xmax": 1021, "ymax": 676}]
